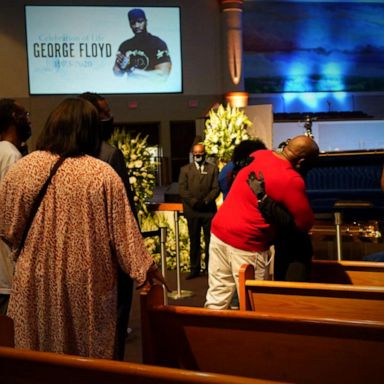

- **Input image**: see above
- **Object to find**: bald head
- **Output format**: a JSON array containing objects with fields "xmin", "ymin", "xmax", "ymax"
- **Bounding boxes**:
[
  {"xmin": 192, "ymin": 143, "xmax": 205, "ymax": 155},
  {"xmin": 282, "ymin": 135, "xmax": 319, "ymax": 168}
]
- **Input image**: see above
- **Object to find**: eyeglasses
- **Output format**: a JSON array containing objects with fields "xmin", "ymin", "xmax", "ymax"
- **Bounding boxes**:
[
  {"xmin": 101, "ymin": 115, "xmax": 113, "ymax": 122},
  {"xmin": 14, "ymin": 111, "xmax": 30, "ymax": 120}
]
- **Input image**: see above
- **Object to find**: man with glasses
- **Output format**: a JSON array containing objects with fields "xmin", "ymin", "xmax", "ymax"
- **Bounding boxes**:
[{"xmin": 0, "ymin": 98, "xmax": 31, "ymax": 314}]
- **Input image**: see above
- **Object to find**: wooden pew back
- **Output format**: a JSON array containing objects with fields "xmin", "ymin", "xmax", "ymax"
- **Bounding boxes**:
[
  {"xmin": 0, "ymin": 346, "xmax": 266, "ymax": 384},
  {"xmin": 239, "ymin": 264, "xmax": 384, "ymax": 321},
  {"xmin": 141, "ymin": 285, "xmax": 384, "ymax": 384},
  {"xmin": 311, "ymin": 259, "xmax": 384, "ymax": 286}
]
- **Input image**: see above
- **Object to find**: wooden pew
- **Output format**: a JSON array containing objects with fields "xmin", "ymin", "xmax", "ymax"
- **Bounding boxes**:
[
  {"xmin": 141, "ymin": 284, "xmax": 384, "ymax": 384},
  {"xmin": 311, "ymin": 259, "xmax": 384, "ymax": 286},
  {"xmin": 239, "ymin": 264, "xmax": 384, "ymax": 322},
  {"xmin": 0, "ymin": 346, "xmax": 269, "ymax": 384}
]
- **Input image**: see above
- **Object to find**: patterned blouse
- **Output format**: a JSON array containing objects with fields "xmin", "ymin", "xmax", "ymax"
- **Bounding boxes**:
[{"xmin": 0, "ymin": 151, "xmax": 154, "ymax": 358}]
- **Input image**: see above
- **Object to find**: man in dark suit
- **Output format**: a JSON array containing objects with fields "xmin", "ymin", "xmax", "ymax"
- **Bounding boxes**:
[
  {"xmin": 79, "ymin": 92, "xmax": 138, "ymax": 361},
  {"xmin": 179, "ymin": 143, "xmax": 219, "ymax": 279}
]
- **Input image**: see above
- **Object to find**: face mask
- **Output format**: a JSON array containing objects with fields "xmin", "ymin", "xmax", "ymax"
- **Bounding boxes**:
[
  {"xmin": 100, "ymin": 117, "xmax": 114, "ymax": 141},
  {"xmin": 194, "ymin": 154, "xmax": 206, "ymax": 165},
  {"xmin": 16, "ymin": 119, "xmax": 32, "ymax": 143},
  {"xmin": 296, "ymin": 160, "xmax": 315, "ymax": 178},
  {"xmin": 19, "ymin": 143, "xmax": 29, "ymax": 157},
  {"xmin": 13, "ymin": 110, "xmax": 31, "ymax": 143}
]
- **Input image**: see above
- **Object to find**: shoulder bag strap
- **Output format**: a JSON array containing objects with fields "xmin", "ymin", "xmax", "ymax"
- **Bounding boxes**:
[{"xmin": 14, "ymin": 156, "xmax": 66, "ymax": 258}]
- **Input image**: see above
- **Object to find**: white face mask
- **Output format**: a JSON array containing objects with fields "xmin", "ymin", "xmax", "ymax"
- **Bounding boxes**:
[{"xmin": 194, "ymin": 154, "xmax": 206, "ymax": 164}]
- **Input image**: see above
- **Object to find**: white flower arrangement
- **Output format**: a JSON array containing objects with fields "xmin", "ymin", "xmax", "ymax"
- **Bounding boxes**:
[
  {"xmin": 204, "ymin": 104, "xmax": 252, "ymax": 164},
  {"xmin": 109, "ymin": 129, "xmax": 158, "ymax": 223}
]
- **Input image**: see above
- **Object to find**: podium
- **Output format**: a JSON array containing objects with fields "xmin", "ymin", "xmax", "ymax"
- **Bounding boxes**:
[{"xmin": 148, "ymin": 203, "xmax": 194, "ymax": 299}]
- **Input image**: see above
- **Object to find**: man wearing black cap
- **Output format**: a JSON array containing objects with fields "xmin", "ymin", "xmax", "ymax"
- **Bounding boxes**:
[{"xmin": 113, "ymin": 8, "xmax": 171, "ymax": 80}]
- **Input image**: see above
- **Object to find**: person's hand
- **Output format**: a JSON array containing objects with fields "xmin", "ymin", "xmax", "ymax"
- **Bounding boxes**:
[
  {"xmin": 247, "ymin": 171, "xmax": 266, "ymax": 200},
  {"xmin": 115, "ymin": 51, "xmax": 130, "ymax": 71},
  {"xmin": 146, "ymin": 264, "xmax": 171, "ymax": 292}
]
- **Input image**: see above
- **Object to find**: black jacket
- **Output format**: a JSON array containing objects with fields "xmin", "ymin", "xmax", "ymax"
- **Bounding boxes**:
[{"xmin": 178, "ymin": 162, "xmax": 219, "ymax": 219}]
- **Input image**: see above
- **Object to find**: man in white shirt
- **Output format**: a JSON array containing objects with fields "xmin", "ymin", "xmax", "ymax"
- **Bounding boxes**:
[{"xmin": 0, "ymin": 98, "xmax": 31, "ymax": 314}]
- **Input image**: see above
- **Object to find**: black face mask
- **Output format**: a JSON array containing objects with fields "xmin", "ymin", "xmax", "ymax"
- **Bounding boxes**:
[
  {"xmin": 19, "ymin": 143, "xmax": 29, "ymax": 157},
  {"xmin": 15, "ymin": 118, "xmax": 32, "ymax": 143},
  {"xmin": 297, "ymin": 160, "xmax": 315, "ymax": 178},
  {"xmin": 194, "ymin": 154, "xmax": 206, "ymax": 165},
  {"xmin": 100, "ymin": 117, "xmax": 114, "ymax": 141}
]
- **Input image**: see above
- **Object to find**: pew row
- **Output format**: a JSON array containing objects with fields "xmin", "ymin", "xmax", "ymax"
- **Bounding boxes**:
[
  {"xmin": 140, "ymin": 284, "xmax": 384, "ymax": 384},
  {"xmin": 310, "ymin": 259, "xmax": 384, "ymax": 286},
  {"xmin": 0, "ymin": 346, "xmax": 271, "ymax": 384},
  {"xmin": 239, "ymin": 264, "xmax": 384, "ymax": 322}
]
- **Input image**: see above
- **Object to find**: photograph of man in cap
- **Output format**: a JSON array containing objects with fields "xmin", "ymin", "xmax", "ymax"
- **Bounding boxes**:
[{"xmin": 113, "ymin": 8, "xmax": 172, "ymax": 81}]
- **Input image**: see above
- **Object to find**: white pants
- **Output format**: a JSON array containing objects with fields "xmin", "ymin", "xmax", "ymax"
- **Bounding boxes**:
[{"xmin": 205, "ymin": 233, "xmax": 272, "ymax": 310}]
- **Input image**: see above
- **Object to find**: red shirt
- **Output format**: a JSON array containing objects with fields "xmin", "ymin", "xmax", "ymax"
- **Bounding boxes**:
[{"xmin": 211, "ymin": 150, "xmax": 314, "ymax": 252}]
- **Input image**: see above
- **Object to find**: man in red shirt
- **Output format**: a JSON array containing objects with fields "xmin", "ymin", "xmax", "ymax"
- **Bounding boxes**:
[{"xmin": 205, "ymin": 135, "xmax": 319, "ymax": 309}]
